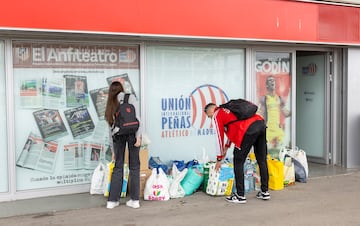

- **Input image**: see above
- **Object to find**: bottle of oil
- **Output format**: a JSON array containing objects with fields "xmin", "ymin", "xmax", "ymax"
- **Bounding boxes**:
[{"xmin": 249, "ymin": 153, "xmax": 260, "ymax": 191}]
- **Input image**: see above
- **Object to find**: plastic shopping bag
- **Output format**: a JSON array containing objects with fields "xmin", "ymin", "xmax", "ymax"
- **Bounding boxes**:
[
  {"xmin": 149, "ymin": 156, "xmax": 168, "ymax": 175},
  {"xmin": 206, "ymin": 162, "xmax": 234, "ymax": 196},
  {"xmin": 283, "ymin": 156, "xmax": 295, "ymax": 186},
  {"xmin": 280, "ymin": 147, "xmax": 309, "ymax": 180},
  {"xmin": 293, "ymin": 147, "xmax": 309, "ymax": 178},
  {"xmin": 169, "ymin": 163, "xmax": 188, "ymax": 198},
  {"xmin": 90, "ymin": 162, "xmax": 106, "ymax": 195},
  {"xmin": 144, "ymin": 168, "xmax": 170, "ymax": 201},
  {"xmin": 103, "ymin": 161, "xmax": 115, "ymax": 197},
  {"xmin": 267, "ymin": 157, "xmax": 284, "ymax": 190},
  {"xmin": 103, "ymin": 162, "xmax": 129, "ymax": 197},
  {"xmin": 289, "ymin": 155, "xmax": 307, "ymax": 183},
  {"xmin": 181, "ymin": 165, "xmax": 204, "ymax": 196}
]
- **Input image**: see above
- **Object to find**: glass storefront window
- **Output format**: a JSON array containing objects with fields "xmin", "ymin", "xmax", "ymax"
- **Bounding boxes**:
[
  {"xmin": 145, "ymin": 45, "xmax": 245, "ymax": 162},
  {"xmin": 12, "ymin": 42, "xmax": 140, "ymax": 190},
  {"xmin": 255, "ymin": 51, "xmax": 292, "ymax": 158},
  {"xmin": 0, "ymin": 41, "xmax": 8, "ymax": 193}
]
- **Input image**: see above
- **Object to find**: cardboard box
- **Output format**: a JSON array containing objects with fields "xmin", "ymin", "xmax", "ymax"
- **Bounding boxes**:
[
  {"xmin": 124, "ymin": 148, "xmax": 149, "ymax": 171},
  {"xmin": 139, "ymin": 149, "xmax": 149, "ymax": 170},
  {"xmin": 139, "ymin": 169, "xmax": 152, "ymax": 198}
]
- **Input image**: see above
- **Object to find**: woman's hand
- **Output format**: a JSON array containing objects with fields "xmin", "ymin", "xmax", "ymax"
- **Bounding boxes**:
[
  {"xmin": 134, "ymin": 137, "xmax": 142, "ymax": 147},
  {"xmin": 112, "ymin": 151, "xmax": 115, "ymax": 161}
]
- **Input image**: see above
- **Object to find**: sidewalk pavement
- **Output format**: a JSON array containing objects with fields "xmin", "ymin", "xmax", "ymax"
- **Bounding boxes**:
[{"xmin": 0, "ymin": 170, "xmax": 360, "ymax": 226}]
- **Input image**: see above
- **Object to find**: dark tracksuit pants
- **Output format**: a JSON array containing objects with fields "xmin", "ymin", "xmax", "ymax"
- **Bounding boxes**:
[
  {"xmin": 108, "ymin": 134, "xmax": 140, "ymax": 202},
  {"xmin": 233, "ymin": 120, "xmax": 269, "ymax": 197}
]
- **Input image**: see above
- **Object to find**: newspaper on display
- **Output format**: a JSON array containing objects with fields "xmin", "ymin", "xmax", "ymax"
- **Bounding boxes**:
[
  {"xmin": 92, "ymin": 120, "xmax": 109, "ymax": 144},
  {"xmin": 106, "ymin": 73, "xmax": 137, "ymax": 97},
  {"xmin": 64, "ymin": 75, "xmax": 89, "ymax": 107},
  {"xmin": 64, "ymin": 105, "xmax": 95, "ymax": 139},
  {"xmin": 19, "ymin": 77, "xmax": 66, "ymax": 109},
  {"xmin": 91, "ymin": 120, "xmax": 112, "ymax": 162},
  {"xmin": 41, "ymin": 77, "xmax": 66, "ymax": 108},
  {"xmin": 19, "ymin": 79, "xmax": 42, "ymax": 108},
  {"xmin": 63, "ymin": 141, "xmax": 105, "ymax": 170},
  {"xmin": 33, "ymin": 109, "xmax": 68, "ymax": 142},
  {"xmin": 63, "ymin": 142, "xmax": 84, "ymax": 170},
  {"xmin": 89, "ymin": 87, "xmax": 109, "ymax": 119},
  {"xmin": 16, "ymin": 132, "xmax": 59, "ymax": 174}
]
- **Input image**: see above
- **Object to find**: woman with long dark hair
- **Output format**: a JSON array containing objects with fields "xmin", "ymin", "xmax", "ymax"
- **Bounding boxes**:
[{"xmin": 104, "ymin": 81, "xmax": 142, "ymax": 209}]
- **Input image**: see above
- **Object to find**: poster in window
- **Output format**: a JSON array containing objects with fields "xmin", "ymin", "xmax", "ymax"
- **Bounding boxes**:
[{"xmin": 255, "ymin": 52, "xmax": 292, "ymax": 157}]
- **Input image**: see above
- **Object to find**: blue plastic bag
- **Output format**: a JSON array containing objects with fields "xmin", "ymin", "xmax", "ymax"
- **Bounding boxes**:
[
  {"xmin": 172, "ymin": 160, "xmax": 186, "ymax": 171},
  {"xmin": 149, "ymin": 156, "xmax": 168, "ymax": 174}
]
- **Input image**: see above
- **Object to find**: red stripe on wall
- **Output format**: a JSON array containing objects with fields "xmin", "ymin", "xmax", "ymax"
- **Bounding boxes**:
[
  {"xmin": 319, "ymin": 4, "xmax": 359, "ymax": 41},
  {"xmin": 0, "ymin": 0, "xmax": 359, "ymax": 43}
]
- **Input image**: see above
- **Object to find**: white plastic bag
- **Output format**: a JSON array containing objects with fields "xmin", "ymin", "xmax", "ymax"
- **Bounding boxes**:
[
  {"xmin": 169, "ymin": 164, "xmax": 187, "ymax": 198},
  {"xmin": 144, "ymin": 168, "xmax": 170, "ymax": 201},
  {"xmin": 90, "ymin": 162, "xmax": 106, "ymax": 195},
  {"xmin": 283, "ymin": 156, "xmax": 295, "ymax": 186},
  {"xmin": 141, "ymin": 133, "xmax": 151, "ymax": 149},
  {"xmin": 279, "ymin": 147, "xmax": 309, "ymax": 178},
  {"xmin": 293, "ymin": 147, "xmax": 309, "ymax": 178},
  {"xmin": 195, "ymin": 147, "xmax": 210, "ymax": 165}
]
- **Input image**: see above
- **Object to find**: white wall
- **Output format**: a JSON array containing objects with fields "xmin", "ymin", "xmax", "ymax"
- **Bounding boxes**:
[{"xmin": 346, "ymin": 48, "xmax": 360, "ymax": 168}]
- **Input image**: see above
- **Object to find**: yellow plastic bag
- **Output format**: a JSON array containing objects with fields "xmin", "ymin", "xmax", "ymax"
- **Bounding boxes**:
[
  {"xmin": 267, "ymin": 157, "xmax": 284, "ymax": 190},
  {"xmin": 104, "ymin": 161, "xmax": 129, "ymax": 198},
  {"xmin": 104, "ymin": 161, "xmax": 115, "ymax": 197}
]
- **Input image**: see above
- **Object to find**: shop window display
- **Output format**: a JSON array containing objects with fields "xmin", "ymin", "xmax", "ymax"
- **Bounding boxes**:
[
  {"xmin": 12, "ymin": 42, "xmax": 140, "ymax": 191},
  {"xmin": 145, "ymin": 45, "xmax": 245, "ymax": 163}
]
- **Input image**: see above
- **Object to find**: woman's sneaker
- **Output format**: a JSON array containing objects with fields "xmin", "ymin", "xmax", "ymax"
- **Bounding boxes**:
[
  {"xmin": 256, "ymin": 191, "xmax": 271, "ymax": 200},
  {"xmin": 126, "ymin": 199, "xmax": 140, "ymax": 209},
  {"xmin": 225, "ymin": 193, "xmax": 247, "ymax": 204}
]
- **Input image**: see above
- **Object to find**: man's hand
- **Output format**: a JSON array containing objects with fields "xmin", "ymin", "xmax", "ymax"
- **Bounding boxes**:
[{"xmin": 215, "ymin": 161, "xmax": 222, "ymax": 172}]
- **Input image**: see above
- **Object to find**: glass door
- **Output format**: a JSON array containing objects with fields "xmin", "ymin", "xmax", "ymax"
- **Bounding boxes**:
[{"xmin": 296, "ymin": 51, "xmax": 330, "ymax": 164}]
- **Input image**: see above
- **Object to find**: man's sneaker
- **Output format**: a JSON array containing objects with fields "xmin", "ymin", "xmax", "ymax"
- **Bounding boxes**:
[
  {"xmin": 256, "ymin": 191, "xmax": 271, "ymax": 200},
  {"xmin": 126, "ymin": 199, "xmax": 140, "ymax": 209},
  {"xmin": 106, "ymin": 201, "xmax": 119, "ymax": 209},
  {"xmin": 225, "ymin": 193, "xmax": 247, "ymax": 204}
]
